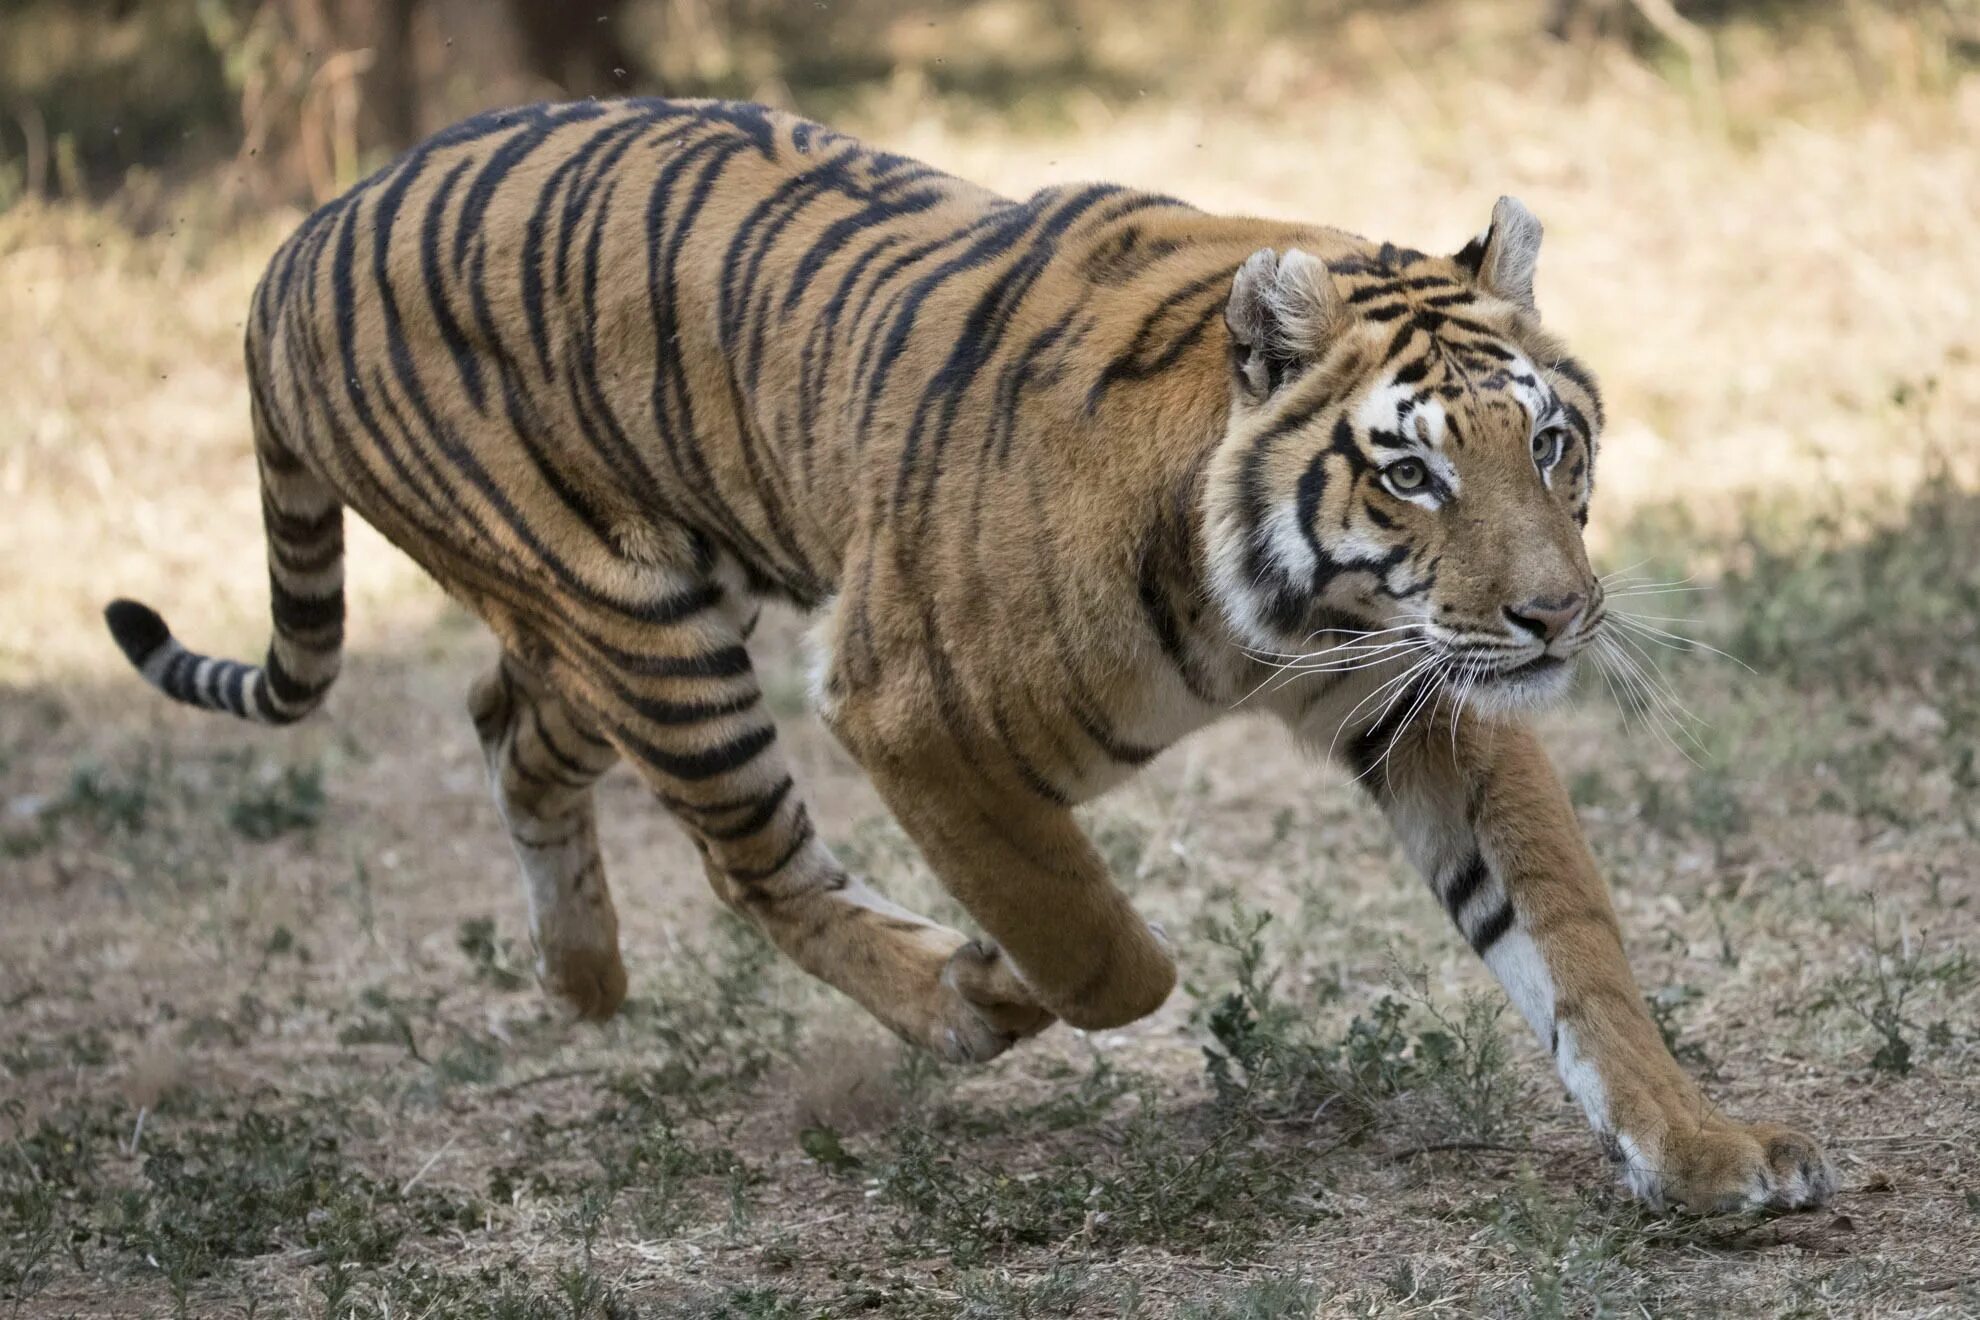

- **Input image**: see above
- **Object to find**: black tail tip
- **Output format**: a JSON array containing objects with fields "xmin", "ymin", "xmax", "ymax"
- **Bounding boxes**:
[{"xmin": 104, "ymin": 598, "xmax": 172, "ymax": 667}]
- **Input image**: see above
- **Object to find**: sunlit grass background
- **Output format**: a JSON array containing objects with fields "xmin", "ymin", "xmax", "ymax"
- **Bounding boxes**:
[{"xmin": 3, "ymin": 2, "xmax": 1978, "ymax": 1315}]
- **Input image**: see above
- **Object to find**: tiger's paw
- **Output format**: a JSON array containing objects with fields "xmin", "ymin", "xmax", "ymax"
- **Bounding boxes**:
[
  {"xmin": 538, "ymin": 944, "xmax": 629, "ymax": 1022},
  {"xmin": 931, "ymin": 939, "xmax": 1056, "ymax": 1064},
  {"xmin": 1617, "ymin": 1119, "xmax": 1835, "ymax": 1213}
]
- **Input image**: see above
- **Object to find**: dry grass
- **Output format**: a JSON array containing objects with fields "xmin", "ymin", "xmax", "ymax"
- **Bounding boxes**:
[{"xmin": 4, "ymin": 16, "xmax": 1979, "ymax": 1317}]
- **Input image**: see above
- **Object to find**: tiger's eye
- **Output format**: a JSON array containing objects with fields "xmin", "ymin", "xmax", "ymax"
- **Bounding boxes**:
[
  {"xmin": 1386, "ymin": 459, "xmax": 1429, "ymax": 492},
  {"xmin": 1533, "ymin": 428, "xmax": 1562, "ymax": 466}
]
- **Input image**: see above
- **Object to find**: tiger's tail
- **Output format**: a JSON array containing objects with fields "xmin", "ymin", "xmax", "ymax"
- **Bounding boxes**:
[{"xmin": 104, "ymin": 386, "xmax": 345, "ymax": 726}]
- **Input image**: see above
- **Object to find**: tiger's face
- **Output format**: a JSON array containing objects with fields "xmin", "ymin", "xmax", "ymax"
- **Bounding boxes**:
[{"xmin": 1207, "ymin": 198, "xmax": 1607, "ymax": 717}]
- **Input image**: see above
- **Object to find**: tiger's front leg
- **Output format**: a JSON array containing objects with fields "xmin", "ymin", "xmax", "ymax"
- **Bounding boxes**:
[
  {"xmin": 1348, "ymin": 716, "xmax": 1834, "ymax": 1212},
  {"xmin": 826, "ymin": 686, "xmax": 1178, "ymax": 1037}
]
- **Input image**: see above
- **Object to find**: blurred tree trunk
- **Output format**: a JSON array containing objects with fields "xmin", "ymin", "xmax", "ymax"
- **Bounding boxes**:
[
  {"xmin": 501, "ymin": 0, "xmax": 646, "ymax": 97},
  {"xmin": 361, "ymin": 0, "xmax": 420, "ymax": 149}
]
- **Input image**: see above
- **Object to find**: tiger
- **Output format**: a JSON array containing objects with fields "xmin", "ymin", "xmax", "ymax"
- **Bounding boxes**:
[{"xmin": 103, "ymin": 97, "xmax": 1832, "ymax": 1212}]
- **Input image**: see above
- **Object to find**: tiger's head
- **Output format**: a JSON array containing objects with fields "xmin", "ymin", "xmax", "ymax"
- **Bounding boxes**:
[{"xmin": 1205, "ymin": 197, "xmax": 1606, "ymax": 718}]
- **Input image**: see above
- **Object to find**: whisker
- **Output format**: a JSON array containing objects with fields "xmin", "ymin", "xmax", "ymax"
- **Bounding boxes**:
[
  {"xmin": 1450, "ymin": 656, "xmax": 1485, "ymax": 760},
  {"xmin": 1610, "ymin": 615, "xmax": 1756, "ymax": 674},
  {"xmin": 1598, "ymin": 558, "xmax": 1654, "ymax": 585},
  {"xmin": 1258, "ymin": 646, "xmax": 1430, "ymax": 699},
  {"xmin": 1240, "ymin": 640, "xmax": 1431, "ymax": 705},
  {"xmin": 1352, "ymin": 662, "xmax": 1448, "ymax": 789},
  {"xmin": 1611, "ymin": 631, "xmax": 1713, "ymax": 731},
  {"xmin": 1601, "ymin": 570, "xmax": 1698, "ymax": 591},
  {"xmin": 1264, "ymin": 646, "xmax": 1429, "ymax": 686},
  {"xmin": 1240, "ymin": 623, "xmax": 1433, "ymax": 664},
  {"xmin": 1298, "ymin": 614, "xmax": 1423, "ymax": 643},
  {"xmin": 1592, "ymin": 639, "xmax": 1638, "ymax": 733},
  {"xmin": 1595, "ymin": 636, "xmax": 1666, "ymax": 738},
  {"xmin": 1371, "ymin": 666, "xmax": 1447, "ymax": 779},
  {"xmin": 1604, "ymin": 585, "xmax": 1710, "ymax": 599},
  {"xmin": 1325, "ymin": 653, "xmax": 1443, "ymax": 764},
  {"xmin": 1259, "ymin": 638, "xmax": 1431, "ymax": 670},
  {"xmin": 1596, "ymin": 640, "xmax": 1691, "ymax": 763},
  {"xmin": 1245, "ymin": 619, "xmax": 1431, "ymax": 652},
  {"xmin": 1601, "ymin": 634, "xmax": 1708, "ymax": 762}
]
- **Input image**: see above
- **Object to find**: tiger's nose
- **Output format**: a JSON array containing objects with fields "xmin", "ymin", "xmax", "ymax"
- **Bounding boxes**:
[{"xmin": 1503, "ymin": 593, "xmax": 1586, "ymax": 644}]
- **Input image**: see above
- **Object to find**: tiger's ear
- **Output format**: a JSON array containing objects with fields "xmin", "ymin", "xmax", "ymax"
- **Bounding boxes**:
[
  {"xmin": 1454, "ymin": 196, "xmax": 1543, "ymax": 313},
  {"xmin": 1226, "ymin": 247, "xmax": 1342, "ymax": 400}
]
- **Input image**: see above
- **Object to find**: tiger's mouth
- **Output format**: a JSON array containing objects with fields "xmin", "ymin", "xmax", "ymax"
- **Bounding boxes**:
[
  {"xmin": 1493, "ymin": 653, "xmax": 1568, "ymax": 683},
  {"xmin": 1464, "ymin": 648, "xmax": 1580, "ymax": 718}
]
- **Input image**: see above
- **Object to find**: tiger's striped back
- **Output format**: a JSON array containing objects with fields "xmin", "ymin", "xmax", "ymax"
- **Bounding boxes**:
[{"xmin": 132, "ymin": 99, "xmax": 1314, "ymax": 769}]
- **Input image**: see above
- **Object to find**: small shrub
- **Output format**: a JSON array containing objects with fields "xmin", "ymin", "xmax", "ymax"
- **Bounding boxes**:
[
  {"xmin": 1196, "ymin": 905, "xmax": 1343, "ymax": 1121},
  {"xmin": 1194, "ymin": 906, "xmax": 1526, "ymax": 1143},
  {"xmin": 1812, "ymin": 900, "xmax": 1976, "ymax": 1075},
  {"xmin": 457, "ymin": 916, "xmax": 529, "ymax": 991},
  {"xmin": 1403, "ymin": 983, "xmax": 1523, "ymax": 1145},
  {"xmin": 1481, "ymin": 1170, "xmax": 1661, "ymax": 1319}
]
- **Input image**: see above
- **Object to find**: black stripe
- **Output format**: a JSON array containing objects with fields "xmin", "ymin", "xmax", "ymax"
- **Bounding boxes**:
[
  {"xmin": 1441, "ymin": 853, "xmax": 1490, "ymax": 922},
  {"xmin": 512, "ymin": 818, "xmax": 587, "ymax": 849},
  {"xmin": 621, "ymin": 689, "xmax": 762, "ymax": 727},
  {"xmin": 618, "ymin": 723, "xmax": 777, "ymax": 783},
  {"xmin": 522, "ymin": 704, "xmax": 612, "ymax": 782},
  {"xmin": 420, "ymin": 157, "xmax": 486, "ymax": 409},
  {"xmin": 263, "ymin": 650, "xmax": 329, "ymax": 705},
  {"xmin": 726, "ymin": 811, "xmax": 815, "ymax": 885},
  {"xmin": 269, "ymin": 580, "xmax": 344, "ymax": 635},
  {"xmin": 1135, "ymin": 532, "xmax": 1216, "ymax": 705},
  {"xmin": 220, "ymin": 660, "xmax": 251, "ymax": 716},
  {"xmin": 260, "ymin": 500, "xmax": 342, "ymax": 543},
  {"xmin": 270, "ymin": 534, "xmax": 346, "ymax": 577},
  {"xmin": 1469, "ymin": 901, "xmax": 1516, "ymax": 955},
  {"xmin": 659, "ymin": 783, "xmax": 784, "ymax": 820},
  {"xmin": 699, "ymin": 778, "xmax": 795, "ymax": 842}
]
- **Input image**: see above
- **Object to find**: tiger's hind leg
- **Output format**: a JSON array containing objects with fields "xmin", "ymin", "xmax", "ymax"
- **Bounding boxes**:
[{"xmin": 469, "ymin": 653, "xmax": 628, "ymax": 1020}]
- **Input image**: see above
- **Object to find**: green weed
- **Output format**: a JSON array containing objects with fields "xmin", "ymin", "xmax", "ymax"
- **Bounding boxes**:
[
  {"xmin": 1194, "ymin": 905, "xmax": 1525, "ymax": 1143},
  {"xmin": 1395, "ymin": 974, "xmax": 1524, "ymax": 1146},
  {"xmin": 325, "ymin": 1260, "xmax": 640, "ymax": 1319},
  {"xmin": 1484, "ymin": 1172, "xmax": 1625, "ymax": 1318},
  {"xmin": 458, "ymin": 916, "xmax": 529, "ymax": 991},
  {"xmin": 1645, "ymin": 985, "xmax": 1716, "ymax": 1076},
  {"xmin": 1179, "ymin": 1272, "xmax": 1323, "ymax": 1320},
  {"xmin": 0, "ymin": 1103, "xmax": 120, "ymax": 1303},
  {"xmin": 875, "ymin": 1083, "xmax": 1308, "ymax": 1266},
  {"xmin": 111, "ymin": 1111, "xmax": 426, "ymax": 1277},
  {"xmin": 1, "ymin": 754, "xmax": 165, "ymax": 857},
  {"xmin": 1812, "ymin": 900, "xmax": 1976, "ymax": 1075},
  {"xmin": 225, "ymin": 762, "xmax": 325, "ymax": 840},
  {"xmin": 1195, "ymin": 905, "xmax": 1345, "ymax": 1122},
  {"xmin": 955, "ymin": 1265, "xmax": 1095, "ymax": 1318},
  {"xmin": 611, "ymin": 914, "xmax": 800, "ymax": 1108}
]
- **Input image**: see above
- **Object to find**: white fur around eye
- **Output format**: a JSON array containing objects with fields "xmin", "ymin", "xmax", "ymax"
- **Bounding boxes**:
[
  {"xmin": 1356, "ymin": 377, "xmax": 1451, "ymax": 449},
  {"xmin": 1532, "ymin": 425, "xmax": 1565, "ymax": 480},
  {"xmin": 1380, "ymin": 463, "xmax": 1449, "ymax": 509}
]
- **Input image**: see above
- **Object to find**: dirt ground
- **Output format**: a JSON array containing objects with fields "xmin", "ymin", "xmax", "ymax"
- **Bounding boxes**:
[{"xmin": 4, "ymin": 21, "xmax": 1980, "ymax": 1319}]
